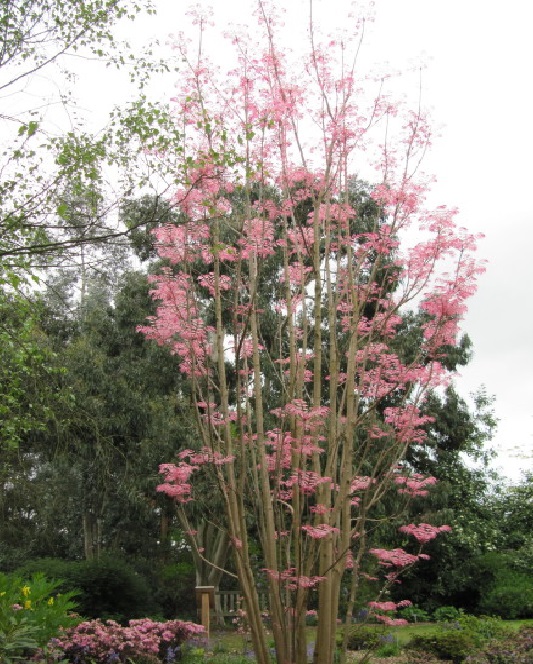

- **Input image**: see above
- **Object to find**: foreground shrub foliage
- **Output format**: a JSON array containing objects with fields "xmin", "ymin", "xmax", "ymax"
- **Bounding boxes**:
[
  {"xmin": 55, "ymin": 618, "xmax": 205, "ymax": 664},
  {"xmin": 0, "ymin": 572, "xmax": 79, "ymax": 663},
  {"xmin": 407, "ymin": 631, "xmax": 476, "ymax": 663},
  {"xmin": 465, "ymin": 626, "xmax": 533, "ymax": 664},
  {"xmin": 451, "ymin": 614, "xmax": 511, "ymax": 648},
  {"xmin": 346, "ymin": 625, "xmax": 384, "ymax": 651},
  {"xmin": 406, "ymin": 613, "xmax": 513, "ymax": 663},
  {"xmin": 399, "ymin": 605, "xmax": 431, "ymax": 623},
  {"xmin": 434, "ymin": 606, "xmax": 463, "ymax": 623},
  {"xmin": 406, "ymin": 651, "xmax": 452, "ymax": 664}
]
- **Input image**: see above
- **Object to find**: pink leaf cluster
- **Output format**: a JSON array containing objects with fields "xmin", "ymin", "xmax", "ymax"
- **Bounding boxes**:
[
  {"xmin": 395, "ymin": 474, "xmax": 438, "ymax": 497},
  {"xmin": 399, "ymin": 523, "xmax": 452, "ymax": 543},
  {"xmin": 157, "ymin": 448, "xmax": 236, "ymax": 502},
  {"xmin": 367, "ymin": 599, "xmax": 413, "ymax": 626},
  {"xmin": 369, "ymin": 547, "xmax": 421, "ymax": 568},
  {"xmin": 263, "ymin": 567, "xmax": 326, "ymax": 590}
]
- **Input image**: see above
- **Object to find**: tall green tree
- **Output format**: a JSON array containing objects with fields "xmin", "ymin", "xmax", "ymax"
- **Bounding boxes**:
[
  {"xmin": 45, "ymin": 270, "xmax": 190, "ymax": 561},
  {"xmin": 389, "ymin": 386, "xmax": 499, "ymax": 612},
  {"xmin": 0, "ymin": 290, "xmax": 64, "ymax": 452},
  {"xmin": 0, "ymin": 0, "xmax": 183, "ymax": 278},
  {"xmin": 0, "ymin": 270, "xmax": 190, "ymax": 567}
]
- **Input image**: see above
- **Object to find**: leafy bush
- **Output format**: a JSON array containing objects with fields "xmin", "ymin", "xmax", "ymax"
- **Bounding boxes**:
[
  {"xmin": 465, "ymin": 626, "xmax": 533, "ymax": 664},
  {"xmin": 407, "ymin": 612, "xmax": 513, "ymax": 664},
  {"xmin": 399, "ymin": 604, "xmax": 431, "ymax": 623},
  {"xmin": 376, "ymin": 638, "xmax": 401, "ymax": 658},
  {"xmin": 406, "ymin": 631, "xmax": 476, "ymax": 663},
  {"xmin": 467, "ymin": 552, "xmax": 533, "ymax": 619},
  {"xmin": 346, "ymin": 626, "xmax": 386, "ymax": 651},
  {"xmin": 56, "ymin": 617, "xmax": 205, "ymax": 663},
  {"xmin": 305, "ymin": 609, "xmax": 318, "ymax": 626},
  {"xmin": 0, "ymin": 572, "xmax": 79, "ymax": 663},
  {"xmin": 434, "ymin": 606, "xmax": 463, "ymax": 623},
  {"xmin": 17, "ymin": 556, "xmax": 156, "ymax": 622},
  {"xmin": 453, "ymin": 614, "xmax": 511, "ymax": 647},
  {"xmin": 73, "ymin": 557, "xmax": 157, "ymax": 622},
  {"xmin": 15, "ymin": 558, "xmax": 76, "ymax": 594},
  {"xmin": 152, "ymin": 561, "xmax": 196, "ymax": 620},
  {"xmin": 478, "ymin": 571, "xmax": 533, "ymax": 619}
]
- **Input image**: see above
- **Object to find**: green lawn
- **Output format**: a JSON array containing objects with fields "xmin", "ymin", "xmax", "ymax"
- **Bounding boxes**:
[{"xmin": 505, "ymin": 618, "xmax": 533, "ymax": 629}]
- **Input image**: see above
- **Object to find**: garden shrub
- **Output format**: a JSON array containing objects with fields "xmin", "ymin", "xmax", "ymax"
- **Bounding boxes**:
[
  {"xmin": 406, "ymin": 651, "xmax": 451, "ymax": 664},
  {"xmin": 305, "ymin": 609, "xmax": 318, "ymax": 626},
  {"xmin": 376, "ymin": 643, "xmax": 401, "ymax": 657},
  {"xmin": 152, "ymin": 561, "xmax": 196, "ymax": 620},
  {"xmin": 407, "ymin": 612, "xmax": 513, "ymax": 664},
  {"xmin": 465, "ymin": 626, "xmax": 533, "ymax": 664},
  {"xmin": 375, "ymin": 633, "xmax": 401, "ymax": 658},
  {"xmin": 0, "ymin": 572, "xmax": 80, "ymax": 663},
  {"xmin": 406, "ymin": 631, "xmax": 477, "ymax": 663},
  {"xmin": 478, "ymin": 572, "xmax": 533, "ymax": 619},
  {"xmin": 56, "ymin": 617, "xmax": 205, "ymax": 663},
  {"xmin": 17, "ymin": 556, "xmax": 157, "ymax": 622},
  {"xmin": 15, "ymin": 558, "xmax": 77, "ymax": 595},
  {"xmin": 453, "ymin": 614, "xmax": 511, "ymax": 647},
  {"xmin": 346, "ymin": 626, "xmax": 385, "ymax": 651},
  {"xmin": 399, "ymin": 604, "xmax": 431, "ymax": 623},
  {"xmin": 434, "ymin": 606, "xmax": 463, "ymax": 623},
  {"xmin": 468, "ymin": 552, "xmax": 533, "ymax": 619},
  {"xmin": 73, "ymin": 556, "xmax": 157, "ymax": 622}
]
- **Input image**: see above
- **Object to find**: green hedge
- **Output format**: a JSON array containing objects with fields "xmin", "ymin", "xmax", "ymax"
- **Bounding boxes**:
[{"xmin": 16, "ymin": 556, "xmax": 156, "ymax": 622}]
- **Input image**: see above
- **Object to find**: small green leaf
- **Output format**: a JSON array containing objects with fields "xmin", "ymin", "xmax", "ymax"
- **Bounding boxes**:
[{"xmin": 57, "ymin": 204, "xmax": 69, "ymax": 219}]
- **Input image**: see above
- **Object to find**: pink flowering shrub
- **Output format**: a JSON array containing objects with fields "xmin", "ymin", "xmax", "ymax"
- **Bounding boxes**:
[{"xmin": 54, "ymin": 617, "xmax": 204, "ymax": 663}]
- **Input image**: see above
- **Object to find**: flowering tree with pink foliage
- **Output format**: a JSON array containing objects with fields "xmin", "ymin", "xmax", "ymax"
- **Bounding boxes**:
[{"xmin": 138, "ymin": 2, "xmax": 484, "ymax": 663}]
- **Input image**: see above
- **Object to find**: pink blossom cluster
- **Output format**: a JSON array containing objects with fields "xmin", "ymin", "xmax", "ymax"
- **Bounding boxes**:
[
  {"xmin": 374, "ymin": 615, "xmax": 409, "ymax": 626},
  {"xmin": 367, "ymin": 599, "xmax": 413, "ymax": 626},
  {"xmin": 301, "ymin": 523, "xmax": 340, "ymax": 539},
  {"xmin": 369, "ymin": 547, "xmax": 421, "ymax": 568},
  {"xmin": 399, "ymin": 522, "xmax": 452, "ymax": 544},
  {"xmin": 55, "ymin": 618, "xmax": 204, "ymax": 663},
  {"xmin": 263, "ymin": 567, "xmax": 326, "ymax": 590},
  {"xmin": 283, "ymin": 470, "xmax": 333, "ymax": 496},
  {"xmin": 369, "ymin": 600, "xmax": 410, "ymax": 612},
  {"xmin": 395, "ymin": 474, "xmax": 437, "ymax": 497},
  {"xmin": 157, "ymin": 447, "xmax": 236, "ymax": 503}
]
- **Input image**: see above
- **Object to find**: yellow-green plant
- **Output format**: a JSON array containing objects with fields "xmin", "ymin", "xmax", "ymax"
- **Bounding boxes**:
[{"xmin": 0, "ymin": 572, "xmax": 80, "ymax": 663}]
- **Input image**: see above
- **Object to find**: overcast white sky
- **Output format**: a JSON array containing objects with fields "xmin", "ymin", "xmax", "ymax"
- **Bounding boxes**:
[
  {"xmin": 71, "ymin": 0, "xmax": 533, "ymax": 481},
  {"xmin": 367, "ymin": 0, "xmax": 533, "ymax": 482}
]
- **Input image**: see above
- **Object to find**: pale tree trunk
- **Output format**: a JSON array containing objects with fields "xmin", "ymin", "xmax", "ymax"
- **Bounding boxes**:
[
  {"xmin": 82, "ymin": 511, "xmax": 97, "ymax": 561},
  {"xmin": 210, "ymin": 225, "xmax": 275, "ymax": 664}
]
